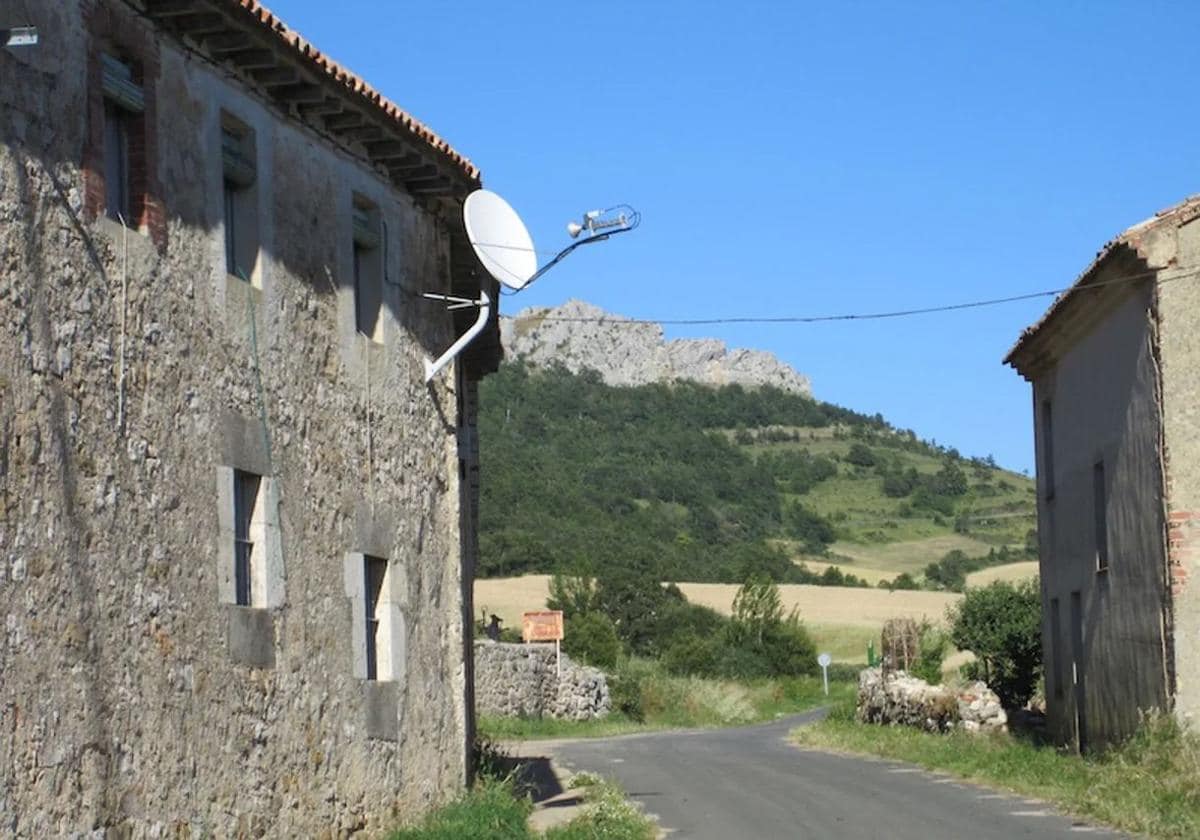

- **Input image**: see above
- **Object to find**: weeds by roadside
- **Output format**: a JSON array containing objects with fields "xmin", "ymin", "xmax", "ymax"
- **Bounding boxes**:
[
  {"xmin": 793, "ymin": 704, "xmax": 1200, "ymax": 839},
  {"xmin": 388, "ymin": 776, "xmax": 656, "ymax": 840}
]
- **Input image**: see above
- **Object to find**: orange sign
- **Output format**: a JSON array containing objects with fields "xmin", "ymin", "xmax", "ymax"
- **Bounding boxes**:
[{"xmin": 522, "ymin": 610, "xmax": 564, "ymax": 642}]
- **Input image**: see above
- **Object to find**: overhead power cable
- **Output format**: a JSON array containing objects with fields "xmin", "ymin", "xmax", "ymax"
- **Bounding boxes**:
[{"xmin": 498, "ymin": 266, "xmax": 1199, "ymax": 326}]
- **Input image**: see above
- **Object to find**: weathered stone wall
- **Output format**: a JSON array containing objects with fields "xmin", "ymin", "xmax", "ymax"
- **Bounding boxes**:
[
  {"xmin": 474, "ymin": 642, "xmax": 610, "ymax": 721},
  {"xmin": 856, "ymin": 669, "xmax": 1006, "ymax": 734},
  {"xmin": 0, "ymin": 2, "xmax": 484, "ymax": 836},
  {"xmin": 1158, "ymin": 216, "xmax": 1200, "ymax": 730}
]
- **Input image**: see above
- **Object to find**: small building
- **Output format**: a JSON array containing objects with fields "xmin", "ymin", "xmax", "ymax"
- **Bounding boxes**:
[
  {"xmin": 1, "ymin": 0, "xmax": 499, "ymax": 834},
  {"xmin": 1006, "ymin": 196, "xmax": 1200, "ymax": 751}
]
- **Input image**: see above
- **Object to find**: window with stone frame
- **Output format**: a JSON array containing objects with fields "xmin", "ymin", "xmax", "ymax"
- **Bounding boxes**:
[
  {"xmin": 233, "ymin": 469, "xmax": 267, "ymax": 607},
  {"xmin": 364, "ymin": 555, "xmax": 388, "ymax": 681},
  {"xmin": 344, "ymin": 550, "xmax": 405, "ymax": 684}
]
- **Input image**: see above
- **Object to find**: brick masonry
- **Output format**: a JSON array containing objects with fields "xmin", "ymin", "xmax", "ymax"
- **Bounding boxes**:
[{"xmin": 1167, "ymin": 509, "xmax": 1196, "ymax": 598}]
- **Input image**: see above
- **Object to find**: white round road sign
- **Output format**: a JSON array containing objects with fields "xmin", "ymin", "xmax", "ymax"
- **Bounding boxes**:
[{"xmin": 817, "ymin": 653, "xmax": 832, "ymax": 668}]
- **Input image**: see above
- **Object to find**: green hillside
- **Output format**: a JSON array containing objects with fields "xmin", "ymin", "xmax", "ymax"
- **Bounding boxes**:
[{"xmin": 477, "ymin": 362, "xmax": 1036, "ymax": 589}]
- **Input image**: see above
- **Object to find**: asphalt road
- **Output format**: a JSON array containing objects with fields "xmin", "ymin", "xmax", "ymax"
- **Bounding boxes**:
[{"xmin": 539, "ymin": 711, "xmax": 1125, "ymax": 840}]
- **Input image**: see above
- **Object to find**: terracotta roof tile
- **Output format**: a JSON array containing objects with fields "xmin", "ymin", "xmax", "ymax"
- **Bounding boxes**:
[
  {"xmin": 223, "ymin": 0, "xmax": 479, "ymax": 183},
  {"xmin": 1004, "ymin": 194, "xmax": 1200, "ymax": 366}
]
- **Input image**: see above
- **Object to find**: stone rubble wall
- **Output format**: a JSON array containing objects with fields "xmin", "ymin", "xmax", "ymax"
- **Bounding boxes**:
[
  {"xmin": 0, "ymin": 4, "xmax": 480, "ymax": 836},
  {"xmin": 857, "ymin": 668, "xmax": 1007, "ymax": 734},
  {"xmin": 474, "ymin": 641, "xmax": 610, "ymax": 721}
]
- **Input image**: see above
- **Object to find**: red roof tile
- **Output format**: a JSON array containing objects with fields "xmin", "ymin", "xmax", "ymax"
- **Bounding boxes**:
[{"xmin": 224, "ymin": 0, "xmax": 478, "ymax": 183}]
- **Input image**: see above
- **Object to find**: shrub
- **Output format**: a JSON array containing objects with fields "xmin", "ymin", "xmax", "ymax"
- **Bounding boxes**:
[
  {"xmin": 949, "ymin": 580, "xmax": 1042, "ymax": 708},
  {"xmin": 663, "ymin": 634, "xmax": 722, "ymax": 676},
  {"xmin": 846, "ymin": 442, "xmax": 877, "ymax": 467},
  {"xmin": 608, "ymin": 660, "xmax": 650, "ymax": 721},
  {"xmin": 882, "ymin": 467, "xmax": 919, "ymax": 498},
  {"xmin": 595, "ymin": 567, "xmax": 673, "ymax": 657},
  {"xmin": 547, "ymin": 574, "xmax": 601, "ymax": 620},
  {"xmin": 760, "ymin": 613, "xmax": 819, "ymax": 677},
  {"xmin": 726, "ymin": 575, "xmax": 818, "ymax": 678},
  {"xmin": 911, "ymin": 624, "xmax": 948, "ymax": 685},
  {"xmin": 784, "ymin": 503, "xmax": 835, "ymax": 552},
  {"xmin": 563, "ymin": 611, "xmax": 622, "ymax": 670}
]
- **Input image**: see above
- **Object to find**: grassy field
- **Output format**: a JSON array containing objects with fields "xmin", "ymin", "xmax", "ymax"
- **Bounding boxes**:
[
  {"xmin": 965, "ymin": 561, "xmax": 1039, "ymax": 587},
  {"xmin": 477, "ymin": 576, "xmax": 960, "ymax": 629},
  {"xmin": 793, "ymin": 708, "xmax": 1200, "ymax": 839},
  {"xmin": 780, "ymin": 436, "xmax": 1037, "ymax": 550},
  {"xmin": 474, "ymin": 575, "xmax": 961, "ymax": 665},
  {"xmin": 677, "ymin": 582, "xmax": 959, "ymax": 627},
  {"xmin": 828, "ymin": 534, "xmax": 999, "ymax": 575}
]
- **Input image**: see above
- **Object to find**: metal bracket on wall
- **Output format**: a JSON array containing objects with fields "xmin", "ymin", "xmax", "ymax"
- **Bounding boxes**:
[
  {"xmin": 422, "ymin": 291, "xmax": 491, "ymax": 383},
  {"xmin": 2, "ymin": 26, "xmax": 38, "ymax": 48}
]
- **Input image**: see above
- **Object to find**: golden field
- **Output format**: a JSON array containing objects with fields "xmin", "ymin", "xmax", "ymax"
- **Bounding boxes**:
[{"xmin": 474, "ymin": 574, "xmax": 963, "ymax": 663}]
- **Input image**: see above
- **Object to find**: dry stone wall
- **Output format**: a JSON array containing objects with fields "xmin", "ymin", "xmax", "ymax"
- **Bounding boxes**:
[
  {"xmin": 474, "ymin": 641, "xmax": 610, "ymax": 721},
  {"xmin": 857, "ymin": 668, "xmax": 1007, "ymax": 734}
]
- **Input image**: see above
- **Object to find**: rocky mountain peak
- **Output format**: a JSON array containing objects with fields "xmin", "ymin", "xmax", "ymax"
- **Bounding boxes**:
[{"xmin": 500, "ymin": 299, "xmax": 812, "ymax": 395}]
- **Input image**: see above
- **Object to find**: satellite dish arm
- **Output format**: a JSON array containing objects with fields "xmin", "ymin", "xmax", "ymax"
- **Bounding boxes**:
[
  {"xmin": 423, "ymin": 290, "xmax": 491, "ymax": 382},
  {"xmin": 518, "ymin": 228, "xmax": 632, "ymax": 292}
]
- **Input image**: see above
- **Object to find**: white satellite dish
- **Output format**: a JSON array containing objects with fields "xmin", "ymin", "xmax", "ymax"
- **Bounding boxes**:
[
  {"xmin": 463, "ymin": 190, "xmax": 537, "ymax": 291},
  {"xmin": 422, "ymin": 189, "xmax": 638, "ymax": 382}
]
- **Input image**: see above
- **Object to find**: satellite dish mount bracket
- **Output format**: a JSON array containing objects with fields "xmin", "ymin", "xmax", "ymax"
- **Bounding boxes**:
[{"xmin": 422, "ymin": 290, "xmax": 491, "ymax": 383}]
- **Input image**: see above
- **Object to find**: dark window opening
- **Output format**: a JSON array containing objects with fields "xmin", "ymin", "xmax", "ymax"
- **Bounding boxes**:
[
  {"xmin": 1041, "ymin": 400, "xmax": 1055, "ymax": 501},
  {"xmin": 221, "ymin": 118, "xmax": 257, "ymax": 281},
  {"xmin": 364, "ymin": 555, "xmax": 387, "ymax": 680},
  {"xmin": 1094, "ymin": 460, "xmax": 1108, "ymax": 573},
  {"xmin": 100, "ymin": 53, "xmax": 143, "ymax": 226},
  {"xmin": 1050, "ymin": 597, "xmax": 1064, "ymax": 699},
  {"xmin": 352, "ymin": 199, "xmax": 383, "ymax": 341},
  {"xmin": 224, "ymin": 179, "xmax": 239, "ymax": 276},
  {"xmin": 103, "ymin": 100, "xmax": 131, "ymax": 223},
  {"xmin": 233, "ymin": 469, "xmax": 261, "ymax": 606}
]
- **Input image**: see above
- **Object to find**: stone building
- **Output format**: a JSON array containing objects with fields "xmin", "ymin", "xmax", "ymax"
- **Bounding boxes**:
[
  {"xmin": 1, "ymin": 0, "xmax": 500, "ymax": 835},
  {"xmin": 1006, "ymin": 196, "xmax": 1200, "ymax": 751}
]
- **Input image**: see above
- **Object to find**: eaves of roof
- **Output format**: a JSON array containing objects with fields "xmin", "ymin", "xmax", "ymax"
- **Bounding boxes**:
[
  {"xmin": 142, "ymin": 0, "xmax": 480, "ymax": 194},
  {"xmin": 1004, "ymin": 194, "xmax": 1200, "ymax": 373}
]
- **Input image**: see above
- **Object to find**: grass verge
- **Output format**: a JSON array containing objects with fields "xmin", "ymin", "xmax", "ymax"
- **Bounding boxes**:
[
  {"xmin": 480, "ymin": 664, "xmax": 854, "ymax": 741},
  {"xmin": 792, "ymin": 702, "xmax": 1200, "ymax": 838},
  {"xmin": 388, "ymin": 776, "xmax": 655, "ymax": 840}
]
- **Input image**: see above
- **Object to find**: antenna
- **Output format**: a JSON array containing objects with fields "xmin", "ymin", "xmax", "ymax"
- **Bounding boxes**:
[{"xmin": 422, "ymin": 189, "xmax": 638, "ymax": 382}]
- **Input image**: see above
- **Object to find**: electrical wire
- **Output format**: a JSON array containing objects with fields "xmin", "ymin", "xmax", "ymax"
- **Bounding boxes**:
[{"xmin": 498, "ymin": 266, "xmax": 1198, "ymax": 327}]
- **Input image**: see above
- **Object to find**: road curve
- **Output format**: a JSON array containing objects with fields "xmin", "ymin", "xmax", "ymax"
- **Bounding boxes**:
[{"xmin": 534, "ymin": 711, "xmax": 1124, "ymax": 839}]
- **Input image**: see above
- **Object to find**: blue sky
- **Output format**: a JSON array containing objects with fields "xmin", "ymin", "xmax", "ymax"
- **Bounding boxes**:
[{"xmin": 273, "ymin": 1, "xmax": 1200, "ymax": 472}]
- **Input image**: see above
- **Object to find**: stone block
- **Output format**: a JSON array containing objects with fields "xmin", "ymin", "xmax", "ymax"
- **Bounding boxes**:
[
  {"xmin": 226, "ymin": 606, "xmax": 275, "ymax": 669},
  {"xmin": 363, "ymin": 681, "xmax": 399, "ymax": 741}
]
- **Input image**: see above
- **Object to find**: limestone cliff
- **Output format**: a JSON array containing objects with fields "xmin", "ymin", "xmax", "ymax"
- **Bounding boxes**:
[{"xmin": 500, "ymin": 299, "xmax": 812, "ymax": 395}]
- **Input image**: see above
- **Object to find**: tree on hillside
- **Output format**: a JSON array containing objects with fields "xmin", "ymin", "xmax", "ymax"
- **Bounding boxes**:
[
  {"xmin": 784, "ymin": 502, "xmax": 835, "ymax": 553},
  {"xmin": 846, "ymin": 442, "xmax": 877, "ymax": 467}
]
